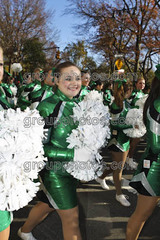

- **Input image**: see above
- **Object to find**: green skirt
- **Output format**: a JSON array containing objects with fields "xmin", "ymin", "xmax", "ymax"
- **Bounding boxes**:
[
  {"xmin": 0, "ymin": 211, "xmax": 11, "ymax": 232},
  {"xmin": 130, "ymin": 155, "xmax": 160, "ymax": 197},
  {"xmin": 39, "ymin": 168, "xmax": 78, "ymax": 210}
]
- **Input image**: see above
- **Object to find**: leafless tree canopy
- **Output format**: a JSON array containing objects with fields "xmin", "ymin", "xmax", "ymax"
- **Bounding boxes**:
[
  {"xmin": 0, "ymin": 0, "xmax": 55, "ymax": 63},
  {"xmin": 66, "ymin": 0, "xmax": 160, "ymax": 77}
]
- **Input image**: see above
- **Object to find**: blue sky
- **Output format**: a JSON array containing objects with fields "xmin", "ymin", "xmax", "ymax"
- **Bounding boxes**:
[{"xmin": 46, "ymin": 0, "xmax": 81, "ymax": 51}]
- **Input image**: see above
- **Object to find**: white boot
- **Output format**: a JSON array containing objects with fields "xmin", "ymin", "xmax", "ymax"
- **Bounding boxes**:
[
  {"xmin": 18, "ymin": 228, "xmax": 37, "ymax": 240},
  {"xmin": 126, "ymin": 157, "xmax": 138, "ymax": 170},
  {"xmin": 96, "ymin": 177, "xmax": 109, "ymax": 190},
  {"xmin": 116, "ymin": 194, "xmax": 131, "ymax": 207}
]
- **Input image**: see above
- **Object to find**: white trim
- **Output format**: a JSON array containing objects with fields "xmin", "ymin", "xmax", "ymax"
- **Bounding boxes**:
[
  {"xmin": 39, "ymin": 176, "xmax": 59, "ymax": 209},
  {"xmin": 147, "ymin": 109, "xmax": 160, "ymax": 135}
]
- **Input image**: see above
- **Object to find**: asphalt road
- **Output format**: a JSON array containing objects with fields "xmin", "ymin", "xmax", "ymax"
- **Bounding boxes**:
[{"xmin": 10, "ymin": 138, "xmax": 160, "ymax": 240}]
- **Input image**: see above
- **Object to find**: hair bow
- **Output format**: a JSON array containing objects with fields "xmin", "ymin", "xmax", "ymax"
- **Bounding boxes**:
[{"xmin": 114, "ymin": 79, "xmax": 127, "ymax": 88}]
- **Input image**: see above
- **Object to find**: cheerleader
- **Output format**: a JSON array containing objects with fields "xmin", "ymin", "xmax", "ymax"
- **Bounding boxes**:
[
  {"xmin": 103, "ymin": 81, "xmax": 113, "ymax": 106},
  {"xmin": 27, "ymin": 67, "xmax": 54, "ymax": 110},
  {"xmin": 18, "ymin": 62, "xmax": 84, "ymax": 240},
  {"xmin": 127, "ymin": 77, "xmax": 146, "ymax": 169},
  {"xmin": 126, "ymin": 65, "xmax": 160, "ymax": 240},
  {"xmin": 17, "ymin": 68, "xmax": 42, "ymax": 110},
  {"xmin": 96, "ymin": 79, "xmax": 134, "ymax": 206},
  {"xmin": 77, "ymin": 69, "xmax": 90, "ymax": 101}
]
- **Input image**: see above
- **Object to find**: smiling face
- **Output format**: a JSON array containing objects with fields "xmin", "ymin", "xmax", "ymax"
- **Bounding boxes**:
[
  {"xmin": 0, "ymin": 48, "xmax": 4, "ymax": 83},
  {"xmin": 136, "ymin": 78, "xmax": 145, "ymax": 90},
  {"xmin": 56, "ymin": 66, "xmax": 81, "ymax": 99}
]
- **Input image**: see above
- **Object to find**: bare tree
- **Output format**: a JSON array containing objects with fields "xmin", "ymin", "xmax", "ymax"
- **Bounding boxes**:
[
  {"xmin": 0, "ymin": 0, "xmax": 57, "ymax": 66},
  {"xmin": 66, "ymin": 0, "xmax": 160, "ymax": 78}
]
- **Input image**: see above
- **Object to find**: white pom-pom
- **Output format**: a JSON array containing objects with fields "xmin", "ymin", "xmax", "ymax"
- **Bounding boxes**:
[
  {"xmin": 11, "ymin": 63, "xmax": 22, "ymax": 73},
  {"xmin": 123, "ymin": 108, "xmax": 146, "ymax": 138},
  {"xmin": 84, "ymin": 90, "xmax": 103, "ymax": 101},
  {"xmin": 0, "ymin": 108, "xmax": 46, "ymax": 211},
  {"xmin": 64, "ymin": 90, "xmax": 111, "ymax": 181},
  {"xmin": 135, "ymin": 94, "xmax": 148, "ymax": 109}
]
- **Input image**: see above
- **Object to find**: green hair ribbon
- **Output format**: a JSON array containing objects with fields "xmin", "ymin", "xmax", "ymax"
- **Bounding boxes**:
[
  {"xmin": 155, "ymin": 64, "xmax": 160, "ymax": 80},
  {"xmin": 114, "ymin": 79, "xmax": 127, "ymax": 88}
]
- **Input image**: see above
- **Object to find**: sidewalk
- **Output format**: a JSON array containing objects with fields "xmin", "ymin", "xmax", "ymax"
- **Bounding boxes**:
[{"xmin": 10, "ymin": 138, "xmax": 160, "ymax": 240}]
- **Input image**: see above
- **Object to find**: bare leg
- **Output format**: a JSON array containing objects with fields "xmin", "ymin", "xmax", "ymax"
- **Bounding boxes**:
[
  {"xmin": 128, "ymin": 138, "xmax": 140, "ymax": 158},
  {"xmin": 57, "ymin": 206, "xmax": 82, "ymax": 240},
  {"xmin": 126, "ymin": 194, "xmax": 159, "ymax": 240},
  {"xmin": 21, "ymin": 202, "xmax": 54, "ymax": 233},
  {"xmin": 111, "ymin": 150, "xmax": 128, "ymax": 195},
  {"xmin": 99, "ymin": 165, "xmax": 113, "ymax": 179},
  {"xmin": 0, "ymin": 226, "xmax": 10, "ymax": 240}
]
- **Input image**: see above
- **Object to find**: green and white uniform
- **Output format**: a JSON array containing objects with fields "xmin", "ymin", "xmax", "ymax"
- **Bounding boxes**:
[
  {"xmin": 17, "ymin": 79, "xmax": 41, "ymax": 110},
  {"xmin": 77, "ymin": 85, "xmax": 90, "ymax": 101},
  {"xmin": 107, "ymin": 100, "xmax": 132, "ymax": 152},
  {"xmin": 130, "ymin": 89, "xmax": 145, "ymax": 107},
  {"xmin": 130, "ymin": 97, "xmax": 160, "ymax": 196},
  {"xmin": 0, "ymin": 88, "xmax": 11, "ymax": 110},
  {"xmin": 28, "ymin": 83, "xmax": 54, "ymax": 110},
  {"xmin": 37, "ymin": 89, "xmax": 78, "ymax": 210},
  {"xmin": 0, "ymin": 83, "xmax": 14, "ymax": 108},
  {"xmin": 103, "ymin": 89, "xmax": 112, "ymax": 106}
]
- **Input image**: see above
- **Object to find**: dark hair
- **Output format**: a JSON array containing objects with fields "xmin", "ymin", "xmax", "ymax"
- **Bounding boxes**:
[
  {"xmin": 81, "ymin": 69, "xmax": 90, "ymax": 76},
  {"xmin": 143, "ymin": 76, "xmax": 160, "ymax": 126},
  {"xmin": 54, "ymin": 61, "xmax": 78, "ymax": 78},
  {"xmin": 114, "ymin": 80, "xmax": 133, "ymax": 109},
  {"xmin": 3, "ymin": 74, "xmax": 12, "ymax": 84},
  {"xmin": 90, "ymin": 80, "xmax": 103, "ymax": 90},
  {"xmin": 102, "ymin": 81, "xmax": 113, "ymax": 93}
]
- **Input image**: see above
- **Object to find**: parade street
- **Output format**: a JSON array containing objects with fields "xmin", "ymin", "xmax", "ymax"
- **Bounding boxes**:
[{"xmin": 10, "ymin": 138, "xmax": 160, "ymax": 240}]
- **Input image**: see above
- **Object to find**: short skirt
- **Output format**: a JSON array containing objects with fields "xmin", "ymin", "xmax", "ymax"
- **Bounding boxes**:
[
  {"xmin": 0, "ymin": 211, "xmax": 11, "ymax": 232},
  {"xmin": 39, "ymin": 168, "xmax": 78, "ymax": 210},
  {"xmin": 130, "ymin": 150, "xmax": 160, "ymax": 196}
]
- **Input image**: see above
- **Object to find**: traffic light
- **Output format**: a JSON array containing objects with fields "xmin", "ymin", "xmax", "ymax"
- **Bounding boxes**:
[{"xmin": 56, "ymin": 49, "xmax": 60, "ymax": 59}]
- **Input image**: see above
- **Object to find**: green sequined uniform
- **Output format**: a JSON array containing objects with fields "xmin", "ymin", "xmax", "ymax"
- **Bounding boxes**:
[
  {"xmin": 77, "ymin": 85, "xmax": 90, "ymax": 101},
  {"xmin": 37, "ymin": 89, "xmax": 78, "ymax": 209},
  {"xmin": 130, "ymin": 89, "xmax": 145, "ymax": 106},
  {"xmin": 17, "ymin": 79, "xmax": 41, "ymax": 110},
  {"xmin": 0, "ymin": 88, "xmax": 11, "ymax": 110},
  {"xmin": 0, "ymin": 83, "xmax": 14, "ymax": 108},
  {"xmin": 107, "ymin": 100, "xmax": 132, "ymax": 152},
  {"xmin": 130, "ymin": 97, "xmax": 160, "ymax": 196},
  {"xmin": 28, "ymin": 83, "xmax": 54, "ymax": 110},
  {"xmin": 103, "ymin": 89, "xmax": 112, "ymax": 106}
]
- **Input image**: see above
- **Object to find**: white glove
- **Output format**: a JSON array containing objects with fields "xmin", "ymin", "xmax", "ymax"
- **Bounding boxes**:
[
  {"xmin": 74, "ymin": 147, "xmax": 95, "ymax": 163},
  {"xmin": 64, "ymin": 147, "xmax": 102, "ymax": 181}
]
